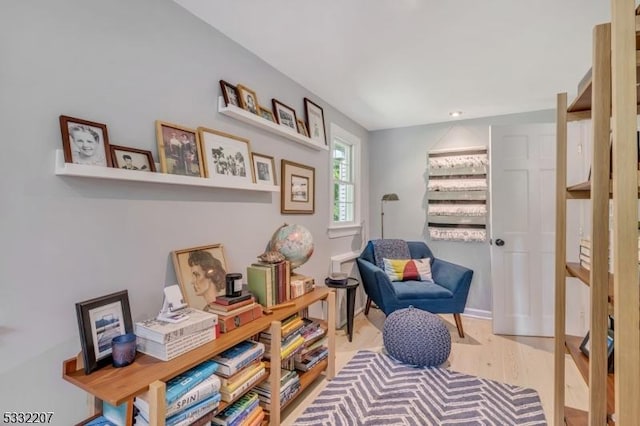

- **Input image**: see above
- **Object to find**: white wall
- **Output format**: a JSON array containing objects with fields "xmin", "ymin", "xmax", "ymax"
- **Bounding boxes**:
[
  {"xmin": 0, "ymin": 1, "xmax": 368, "ymax": 423},
  {"xmin": 368, "ymin": 110, "xmax": 557, "ymax": 313}
]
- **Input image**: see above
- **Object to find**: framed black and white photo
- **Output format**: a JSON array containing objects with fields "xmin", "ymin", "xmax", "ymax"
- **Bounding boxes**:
[
  {"xmin": 60, "ymin": 115, "xmax": 112, "ymax": 167},
  {"xmin": 281, "ymin": 159, "xmax": 315, "ymax": 214},
  {"xmin": 272, "ymin": 99, "xmax": 299, "ymax": 132},
  {"xmin": 304, "ymin": 98, "xmax": 327, "ymax": 145},
  {"xmin": 236, "ymin": 84, "xmax": 259, "ymax": 115},
  {"xmin": 155, "ymin": 121, "xmax": 203, "ymax": 177},
  {"xmin": 109, "ymin": 145, "xmax": 156, "ymax": 172},
  {"xmin": 198, "ymin": 127, "xmax": 254, "ymax": 185},
  {"xmin": 251, "ymin": 152, "xmax": 276, "ymax": 186},
  {"xmin": 75, "ymin": 290, "xmax": 133, "ymax": 374},
  {"xmin": 258, "ymin": 106, "xmax": 275, "ymax": 122},
  {"xmin": 219, "ymin": 80, "xmax": 239, "ymax": 107}
]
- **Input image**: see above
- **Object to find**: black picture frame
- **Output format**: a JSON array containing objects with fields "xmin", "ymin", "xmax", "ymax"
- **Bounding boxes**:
[
  {"xmin": 579, "ymin": 329, "xmax": 615, "ymax": 373},
  {"xmin": 75, "ymin": 290, "xmax": 133, "ymax": 374}
]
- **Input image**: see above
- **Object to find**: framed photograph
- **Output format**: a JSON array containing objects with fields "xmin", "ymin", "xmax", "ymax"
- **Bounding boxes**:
[
  {"xmin": 198, "ymin": 127, "xmax": 254, "ymax": 185},
  {"xmin": 281, "ymin": 159, "xmax": 315, "ymax": 214},
  {"xmin": 155, "ymin": 121, "xmax": 203, "ymax": 177},
  {"xmin": 109, "ymin": 145, "xmax": 156, "ymax": 172},
  {"xmin": 59, "ymin": 115, "xmax": 112, "ymax": 167},
  {"xmin": 220, "ymin": 80, "xmax": 239, "ymax": 107},
  {"xmin": 236, "ymin": 84, "xmax": 259, "ymax": 115},
  {"xmin": 580, "ymin": 329, "xmax": 615, "ymax": 372},
  {"xmin": 75, "ymin": 290, "xmax": 132, "ymax": 374},
  {"xmin": 272, "ymin": 99, "xmax": 299, "ymax": 132},
  {"xmin": 251, "ymin": 153, "xmax": 277, "ymax": 186},
  {"xmin": 297, "ymin": 119, "xmax": 309, "ymax": 137},
  {"xmin": 258, "ymin": 106, "xmax": 275, "ymax": 122},
  {"xmin": 172, "ymin": 244, "xmax": 228, "ymax": 311},
  {"xmin": 304, "ymin": 97, "xmax": 327, "ymax": 145}
]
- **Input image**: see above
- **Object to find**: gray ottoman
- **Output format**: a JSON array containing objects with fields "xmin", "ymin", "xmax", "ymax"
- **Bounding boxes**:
[{"xmin": 383, "ymin": 306, "xmax": 451, "ymax": 367}]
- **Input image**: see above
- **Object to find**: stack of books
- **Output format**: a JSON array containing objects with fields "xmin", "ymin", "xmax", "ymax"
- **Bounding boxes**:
[
  {"xmin": 246, "ymin": 260, "xmax": 291, "ymax": 307},
  {"xmin": 579, "ymin": 238, "xmax": 591, "ymax": 270},
  {"xmin": 134, "ymin": 308, "xmax": 218, "ymax": 361},
  {"xmin": 290, "ymin": 273, "xmax": 315, "ymax": 299},
  {"xmin": 254, "ymin": 369, "xmax": 300, "ymax": 410},
  {"xmin": 258, "ymin": 314, "xmax": 306, "ymax": 362},
  {"xmin": 134, "ymin": 360, "xmax": 221, "ymax": 426},
  {"xmin": 211, "ymin": 339, "xmax": 266, "ymax": 403},
  {"xmin": 212, "ymin": 391, "xmax": 264, "ymax": 426},
  {"xmin": 206, "ymin": 292, "xmax": 263, "ymax": 333},
  {"xmin": 294, "ymin": 318, "xmax": 328, "ymax": 371}
]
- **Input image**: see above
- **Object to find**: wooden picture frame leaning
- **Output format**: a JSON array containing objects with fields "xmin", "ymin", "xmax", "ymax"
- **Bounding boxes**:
[
  {"xmin": 236, "ymin": 84, "xmax": 260, "ymax": 115},
  {"xmin": 172, "ymin": 244, "xmax": 229, "ymax": 311},
  {"xmin": 219, "ymin": 80, "xmax": 239, "ymax": 107},
  {"xmin": 59, "ymin": 115, "xmax": 112, "ymax": 167},
  {"xmin": 304, "ymin": 97, "xmax": 327, "ymax": 145},
  {"xmin": 155, "ymin": 121, "xmax": 203, "ymax": 177},
  {"xmin": 272, "ymin": 99, "xmax": 299, "ymax": 132},
  {"xmin": 110, "ymin": 145, "xmax": 156, "ymax": 172},
  {"xmin": 281, "ymin": 159, "xmax": 315, "ymax": 214},
  {"xmin": 75, "ymin": 290, "xmax": 133, "ymax": 374},
  {"xmin": 258, "ymin": 106, "xmax": 275, "ymax": 122},
  {"xmin": 251, "ymin": 152, "xmax": 277, "ymax": 186},
  {"xmin": 198, "ymin": 127, "xmax": 254, "ymax": 185}
]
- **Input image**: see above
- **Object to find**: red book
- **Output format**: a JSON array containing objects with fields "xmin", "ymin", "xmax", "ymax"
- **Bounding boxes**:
[
  {"xmin": 207, "ymin": 296, "xmax": 254, "ymax": 312},
  {"xmin": 218, "ymin": 304, "xmax": 263, "ymax": 333},
  {"xmin": 215, "ymin": 292, "xmax": 252, "ymax": 306}
]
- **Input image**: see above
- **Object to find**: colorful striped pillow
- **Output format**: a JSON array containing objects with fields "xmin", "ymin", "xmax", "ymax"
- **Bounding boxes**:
[{"xmin": 383, "ymin": 258, "xmax": 433, "ymax": 282}]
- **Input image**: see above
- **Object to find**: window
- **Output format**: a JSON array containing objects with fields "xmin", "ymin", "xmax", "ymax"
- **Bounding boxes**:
[{"xmin": 329, "ymin": 124, "xmax": 361, "ymax": 238}]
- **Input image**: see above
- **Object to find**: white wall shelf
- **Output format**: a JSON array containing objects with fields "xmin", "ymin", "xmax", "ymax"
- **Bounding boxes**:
[
  {"xmin": 54, "ymin": 150, "xmax": 280, "ymax": 192},
  {"xmin": 217, "ymin": 96, "xmax": 329, "ymax": 151}
]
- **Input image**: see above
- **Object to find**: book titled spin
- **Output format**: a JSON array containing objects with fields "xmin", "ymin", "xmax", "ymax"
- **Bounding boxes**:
[{"xmin": 165, "ymin": 360, "xmax": 219, "ymax": 405}]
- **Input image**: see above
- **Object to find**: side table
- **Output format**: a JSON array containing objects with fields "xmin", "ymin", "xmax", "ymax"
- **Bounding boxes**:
[{"xmin": 324, "ymin": 277, "xmax": 360, "ymax": 342}]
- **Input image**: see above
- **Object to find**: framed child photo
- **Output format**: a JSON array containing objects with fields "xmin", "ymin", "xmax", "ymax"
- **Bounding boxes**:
[
  {"xmin": 281, "ymin": 159, "xmax": 315, "ymax": 214},
  {"xmin": 172, "ymin": 244, "xmax": 228, "ymax": 311},
  {"xmin": 110, "ymin": 145, "xmax": 156, "ymax": 172},
  {"xmin": 236, "ymin": 84, "xmax": 260, "ymax": 115},
  {"xmin": 304, "ymin": 97, "xmax": 327, "ymax": 145},
  {"xmin": 220, "ymin": 80, "xmax": 240, "ymax": 107},
  {"xmin": 60, "ymin": 115, "xmax": 113, "ymax": 167},
  {"xmin": 198, "ymin": 127, "xmax": 255, "ymax": 186},
  {"xmin": 272, "ymin": 99, "xmax": 299, "ymax": 132},
  {"xmin": 155, "ymin": 121, "xmax": 203, "ymax": 177},
  {"xmin": 251, "ymin": 153, "xmax": 277, "ymax": 186},
  {"xmin": 75, "ymin": 290, "xmax": 133, "ymax": 374}
]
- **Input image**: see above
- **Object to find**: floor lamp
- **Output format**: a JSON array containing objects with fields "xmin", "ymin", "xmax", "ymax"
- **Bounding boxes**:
[{"xmin": 380, "ymin": 193, "xmax": 399, "ymax": 239}]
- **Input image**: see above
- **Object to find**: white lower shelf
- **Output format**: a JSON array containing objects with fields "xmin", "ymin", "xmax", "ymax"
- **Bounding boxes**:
[
  {"xmin": 54, "ymin": 150, "xmax": 280, "ymax": 192},
  {"xmin": 217, "ymin": 97, "xmax": 329, "ymax": 151}
]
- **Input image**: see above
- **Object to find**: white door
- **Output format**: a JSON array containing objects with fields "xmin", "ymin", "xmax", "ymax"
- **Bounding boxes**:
[{"xmin": 491, "ymin": 124, "xmax": 556, "ymax": 336}]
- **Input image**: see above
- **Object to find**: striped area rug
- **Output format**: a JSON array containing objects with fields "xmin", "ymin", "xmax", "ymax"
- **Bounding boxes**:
[{"xmin": 294, "ymin": 350, "xmax": 547, "ymax": 425}]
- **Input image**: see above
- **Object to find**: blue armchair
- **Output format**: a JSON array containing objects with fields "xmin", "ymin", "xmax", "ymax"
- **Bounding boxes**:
[{"xmin": 356, "ymin": 240, "xmax": 473, "ymax": 337}]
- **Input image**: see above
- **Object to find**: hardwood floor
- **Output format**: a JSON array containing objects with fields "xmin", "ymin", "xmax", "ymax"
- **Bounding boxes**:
[{"xmin": 281, "ymin": 309, "xmax": 588, "ymax": 425}]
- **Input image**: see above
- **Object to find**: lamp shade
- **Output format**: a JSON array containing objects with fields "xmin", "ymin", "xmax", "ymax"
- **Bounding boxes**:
[{"xmin": 381, "ymin": 193, "xmax": 399, "ymax": 201}]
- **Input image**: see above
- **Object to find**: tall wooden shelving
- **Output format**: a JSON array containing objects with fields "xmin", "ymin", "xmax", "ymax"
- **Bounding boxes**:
[{"xmin": 554, "ymin": 1, "xmax": 640, "ymax": 424}]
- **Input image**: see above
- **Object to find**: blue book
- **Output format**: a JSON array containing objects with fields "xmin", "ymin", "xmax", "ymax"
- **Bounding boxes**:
[
  {"xmin": 166, "ymin": 393, "xmax": 221, "ymax": 426},
  {"xmin": 102, "ymin": 401, "xmax": 127, "ymax": 426},
  {"xmin": 212, "ymin": 391, "xmax": 259, "ymax": 425},
  {"xmin": 84, "ymin": 416, "xmax": 117, "ymax": 426},
  {"xmin": 165, "ymin": 360, "xmax": 219, "ymax": 405},
  {"xmin": 213, "ymin": 341, "xmax": 265, "ymax": 377}
]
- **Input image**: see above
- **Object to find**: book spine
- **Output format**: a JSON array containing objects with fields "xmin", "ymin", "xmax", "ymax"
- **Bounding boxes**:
[
  {"xmin": 220, "ymin": 367, "xmax": 266, "ymax": 402},
  {"xmin": 167, "ymin": 373, "xmax": 221, "ymax": 417},
  {"xmin": 212, "ymin": 392, "xmax": 258, "ymax": 425},
  {"xmin": 218, "ymin": 305, "xmax": 263, "ymax": 334},
  {"xmin": 165, "ymin": 360, "xmax": 219, "ymax": 405},
  {"xmin": 136, "ymin": 328, "xmax": 214, "ymax": 361},
  {"xmin": 165, "ymin": 393, "xmax": 221, "ymax": 426},
  {"xmin": 216, "ymin": 343, "xmax": 265, "ymax": 377},
  {"xmin": 220, "ymin": 362, "xmax": 265, "ymax": 392}
]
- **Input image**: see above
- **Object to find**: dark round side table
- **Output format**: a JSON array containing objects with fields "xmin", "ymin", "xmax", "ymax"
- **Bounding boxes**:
[{"xmin": 324, "ymin": 277, "xmax": 360, "ymax": 342}]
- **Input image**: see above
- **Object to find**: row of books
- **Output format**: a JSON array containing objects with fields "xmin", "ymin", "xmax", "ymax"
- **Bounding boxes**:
[
  {"xmin": 247, "ymin": 261, "xmax": 315, "ymax": 307},
  {"xmin": 134, "ymin": 360, "xmax": 221, "ymax": 426},
  {"xmin": 211, "ymin": 340, "xmax": 266, "ymax": 403},
  {"xmin": 254, "ymin": 369, "xmax": 301, "ymax": 411},
  {"xmin": 134, "ymin": 308, "xmax": 219, "ymax": 361},
  {"xmin": 258, "ymin": 314, "xmax": 306, "ymax": 361},
  {"xmin": 293, "ymin": 319, "xmax": 328, "ymax": 371},
  {"xmin": 212, "ymin": 391, "xmax": 264, "ymax": 426},
  {"xmin": 579, "ymin": 237, "xmax": 640, "ymax": 272}
]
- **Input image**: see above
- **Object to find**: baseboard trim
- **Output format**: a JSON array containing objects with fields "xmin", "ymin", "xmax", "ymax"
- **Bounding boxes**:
[{"xmin": 462, "ymin": 308, "xmax": 492, "ymax": 320}]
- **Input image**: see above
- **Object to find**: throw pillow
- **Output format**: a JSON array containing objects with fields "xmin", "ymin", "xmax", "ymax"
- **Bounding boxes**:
[{"xmin": 383, "ymin": 258, "xmax": 433, "ymax": 282}]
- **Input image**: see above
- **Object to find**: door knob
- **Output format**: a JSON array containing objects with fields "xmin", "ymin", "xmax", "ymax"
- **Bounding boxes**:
[{"xmin": 495, "ymin": 239, "xmax": 505, "ymax": 247}]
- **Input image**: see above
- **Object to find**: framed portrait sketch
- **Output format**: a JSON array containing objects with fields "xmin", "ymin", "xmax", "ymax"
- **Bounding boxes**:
[
  {"xmin": 110, "ymin": 145, "xmax": 156, "ymax": 172},
  {"xmin": 156, "ymin": 121, "xmax": 203, "ymax": 177},
  {"xmin": 297, "ymin": 119, "xmax": 309, "ymax": 137},
  {"xmin": 258, "ymin": 106, "xmax": 275, "ymax": 122},
  {"xmin": 251, "ymin": 153, "xmax": 277, "ymax": 186},
  {"xmin": 75, "ymin": 290, "xmax": 132, "ymax": 374},
  {"xmin": 304, "ymin": 97, "xmax": 327, "ymax": 145},
  {"xmin": 219, "ymin": 80, "xmax": 239, "ymax": 107},
  {"xmin": 272, "ymin": 99, "xmax": 299, "ymax": 132},
  {"xmin": 236, "ymin": 84, "xmax": 259, "ymax": 115},
  {"xmin": 172, "ymin": 244, "xmax": 228, "ymax": 311},
  {"xmin": 198, "ymin": 127, "xmax": 254, "ymax": 185},
  {"xmin": 281, "ymin": 159, "xmax": 315, "ymax": 214},
  {"xmin": 59, "ymin": 115, "xmax": 112, "ymax": 167}
]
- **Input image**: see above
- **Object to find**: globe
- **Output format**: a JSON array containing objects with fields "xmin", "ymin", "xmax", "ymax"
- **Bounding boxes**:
[{"xmin": 268, "ymin": 223, "xmax": 314, "ymax": 269}]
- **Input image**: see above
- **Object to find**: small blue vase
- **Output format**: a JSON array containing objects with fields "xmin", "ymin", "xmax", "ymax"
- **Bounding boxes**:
[{"xmin": 111, "ymin": 333, "xmax": 137, "ymax": 368}]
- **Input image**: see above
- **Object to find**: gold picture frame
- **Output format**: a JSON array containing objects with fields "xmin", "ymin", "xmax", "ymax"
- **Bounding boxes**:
[
  {"xmin": 281, "ymin": 159, "xmax": 315, "ymax": 214},
  {"xmin": 236, "ymin": 84, "xmax": 259, "ymax": 115},
  {"xmin": 198, "ymin": 127, "xmax": 255, "ymax": 185},
  {"xmin": 172, "ymin": 244, "xmax": 228, "ymax": 310},
  {"xmin": 155, "ymin": 121, "xmax": 203, "ymax": 177}
]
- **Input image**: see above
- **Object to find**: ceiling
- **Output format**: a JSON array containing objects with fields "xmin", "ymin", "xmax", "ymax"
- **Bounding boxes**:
[{"xmin": 174, "ymin": 0, "xmax": 611, "ymax": 131}]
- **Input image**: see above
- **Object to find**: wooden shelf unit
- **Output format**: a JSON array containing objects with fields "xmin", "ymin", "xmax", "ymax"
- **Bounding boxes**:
[
  {"xmin": 217, "ymin": 97, "xmax": 329, "ymax": 152},
  {"xmin": 555, "ymin": 2, "xmax": 640, "ymax": 425},
  {"xmin": 54, "ymin": 149, "xmax": 280, "ymax": 193},
  {"xmin": 63, "ymin": 287, "xmax": 336, "ymax": 425}
]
